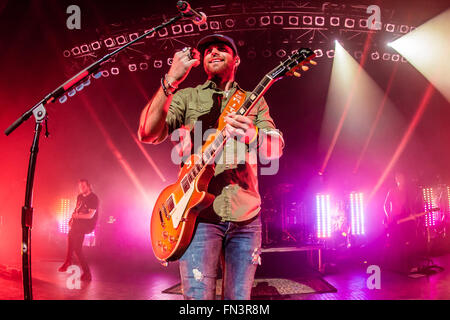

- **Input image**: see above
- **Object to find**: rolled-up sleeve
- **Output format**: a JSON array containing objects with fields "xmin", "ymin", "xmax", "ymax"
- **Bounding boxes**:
[
  {"xmin": 253, "ymin": 96, "xmax": 285, "ymax": 148},
  {"xmin": 166, "ymin": 90, "xmax": 187, "ymax": 136}
]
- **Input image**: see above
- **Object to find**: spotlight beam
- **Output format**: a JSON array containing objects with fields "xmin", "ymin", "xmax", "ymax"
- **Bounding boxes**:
[
  {"xmin": 389, "ymin": 9, "xmax": 450, "ymax": 103},
  {"xmin": 353, "ymin": 65, "xmax": 399, "ymax": 174},
  {"xmin": 79, "ymin": 94, "xmax": 153, "ymax": 206},
  {"xmin": 319, "ymin": 33, "xmax": 373, "ymax": 175},
  {"xmin": 369, "ymin": 83, "xmax": 435, "ymax": 200},
  {"xmin": 99, "ymin": 84, "xmax": 167, "ymax": 182}
]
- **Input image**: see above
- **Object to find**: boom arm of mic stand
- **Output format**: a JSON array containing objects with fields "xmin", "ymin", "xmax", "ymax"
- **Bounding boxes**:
[{"xmin": 4, "ymin": 13, "xmax": 183, "ymax": 136}]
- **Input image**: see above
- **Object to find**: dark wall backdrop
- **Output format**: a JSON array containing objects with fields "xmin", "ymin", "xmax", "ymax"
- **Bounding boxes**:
[{"xmin": 0, "ymin": 0, "xmax": 449, "ymax": 266}]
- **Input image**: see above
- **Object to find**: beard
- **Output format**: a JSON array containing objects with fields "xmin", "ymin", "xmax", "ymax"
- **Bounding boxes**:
[{"xmin": 204, "ymin": 60, "xmax": 234, "ymax": 79}]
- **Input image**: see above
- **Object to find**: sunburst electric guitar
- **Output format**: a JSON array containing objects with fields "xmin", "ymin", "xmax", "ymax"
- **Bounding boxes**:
[{"xmin": 151, "ymin": 48, "xmax": 317, "ymax": 262}]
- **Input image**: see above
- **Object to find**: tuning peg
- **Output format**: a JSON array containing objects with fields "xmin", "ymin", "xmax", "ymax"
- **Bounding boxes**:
[
  {"xmin": 301, "ymin": 65, "xmax": 309, "ymax": 71},
  {"xmin": 309, "ymin": 59, "xmax": 317, "ymax": 65},
  {"xmin": 293, "ymin": 71, "xmax": 301, "ymax": 77}
]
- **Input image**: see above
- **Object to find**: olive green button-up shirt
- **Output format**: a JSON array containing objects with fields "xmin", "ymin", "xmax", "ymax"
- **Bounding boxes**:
[{"xmin": 160, "ymin": 80, "xmax": 283, "ymax": 222}]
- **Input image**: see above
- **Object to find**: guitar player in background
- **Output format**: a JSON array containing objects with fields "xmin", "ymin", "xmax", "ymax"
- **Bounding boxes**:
[
  {"xmin": 383, "ymin": 171, "xmax": 422, "ymax": 273},
  {"xmin": 138, "ymin": 34, "xmax": 285, "ymax": 299},
  {"xmin": 58, "ymin": 179, "xmax": 99, "ymax": 282}
]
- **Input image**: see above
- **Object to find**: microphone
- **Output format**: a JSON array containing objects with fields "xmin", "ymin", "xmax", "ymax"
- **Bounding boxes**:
[{"xmin": 176, "ymin": 1, "xmax": 207, "ymax": 25}]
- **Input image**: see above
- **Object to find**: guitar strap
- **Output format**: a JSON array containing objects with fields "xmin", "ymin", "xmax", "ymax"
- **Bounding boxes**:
[{"xmin": 216, "ymin": 88, "xmax": 247, "ymax": 131}]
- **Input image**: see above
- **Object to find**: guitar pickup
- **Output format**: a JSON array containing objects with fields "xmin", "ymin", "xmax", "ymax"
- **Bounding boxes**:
[{"xmin": 158, "ymin": 209, "xmax": 165, "ymax": 228}]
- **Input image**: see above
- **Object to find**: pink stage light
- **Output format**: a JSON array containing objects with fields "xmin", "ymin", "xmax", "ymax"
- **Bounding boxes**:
[
  {"xmin": 316, "ymin": 194, "xmax": 332, "ymax": 238},
  {"xmin": 58, "ymin": 198, "xmax": 71, "ymax": 234},
  {"xmin": 422, "ymin": 187, "xmax": 437, "ymax": 227},
  {"xmin": 350, "ymin": 192, "xmax": 365, "ymax": 235}
]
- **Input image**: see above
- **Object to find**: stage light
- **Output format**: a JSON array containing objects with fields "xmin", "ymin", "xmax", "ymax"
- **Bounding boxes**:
[
  {"xmin": 144, "ymin": 29, "xmax": 156, "ymax": 38},
  {"xmin": 153, "ymin": 60, "xmax": 163, "ymax": 68},
  {"xmin": 139, "ymin": 62, "xmax": 148, "ymax": 71},
  {"xmin": 316, "ymin": 194, "xmax": 332, "ymax": 238},
  {"xmin": 116, "ymin": 35, "xmax": 127, "ymax": 45},
  {"xmin": 354, "ymin": 51, "xmax": 363, "ymax": 59},
  {"xmin": 273, "ymin": 15, "xmax": 283, "ymax": 25},
  {"xmin": 314, "ymin": 49, "xmax": 323, "ymax": 58},
  {"xmin": 111, "ymin": 67, "xmax": 119, "ymax": 75},
  {"xmin": 75, "ymin": 83, "xmax": 84, "ymax": 91},
  {"xmin": 93, "ymin": 71, "xmax": 102, "ymax": 79},
  {"xmin": 359, "ymin": 18, "xmax": 368, "ymax": 28},
  {"xmin": 101, "ymin": 70, "xmax": 109, "ymax": 78},
  {"xmin": 386, "ymin": 42, "xmax": 393, "ymax": 47},
  {"xmin": 57, "ymin": 198, "xmax": 71, "ymax": 234},
  {"xmin": 289, "ymin": 16, "xmax": 299, "ymax": 26},
  {"xmin": 260, "ymin": 16, "xmax": 270, "ymax": 26},
  {"xmin": 225, "ymin": 18, "xmax": 235, "ymax": 28},
  {"xmin": 63, "ymin": 50, "xmax": 71, "ymax": 58},
  {"xmin": 158, "ymin": 28, "xmax": 169, "ymax": 37},
  {"xmin": 71, "ymin": 46, "xmax": 81, "ymax": 56},
  {"xmin": 382, "ymin": 53, "xmax": 391, "ymax": 60},
  {"xmin": 246, "ymin": 17, "xmax": 256, "ymax": 27},
  {"xmin": 209, "ymin": 21, "xmax": 220, "ymax": 30},
  {"xmin": 385, "ymin": 23, "xmax": 395, "ymax": 32},
  {"xmin": 276, "ymin": 49, "xmax": 286, "ymax": 58},
  {"xmin": 391, "ymin": 54, "xmax": 400, "ymax": 62},
  {"xmin": 129, "ymin": 33, "xmax": 139, "ymax": 41},
  {"xmin": 326, "ymin": 49, "xmax": 335, "ymax": 58},
  {"xmin": 91, "ymin": 41, "xmax": 101, "ymax": 50},
  {"xmin": 172, "ymin": 24, "xmax": 182, "ymax": 34},
  {"xmin": 389, "ymin": 9, "xmax": 450, "ymax": 103},
  {"xmin": 422, "ymin": 187, "xmax": 437, "ymax": 227},
  {"xmin": 80, "ymin": 44, "xmax": 89, "ymax": 53},
  {"xmin": 104, "ymin": 38, "xmax": 115, "ymax": 48},
  {"xmin": 315, "ymin": 16, "xmax": 325, "ymax": 26},
  {"xmin": 262, "ymin": 49, "xmax": 272, "ymax": 58},
  {"xmin": 303, "ymin": 16, "xmax": 313, "ymax": 25},
  {"xmin": 198, "ymin": 22, "xmax": 208, "ymax": 31},
  {"xmin": 350, "ymin": 192, "xmax": 365, "ymax": 235},
  {"xmin": 330, "ymin": 16, "xmax": 340, "ymax": 26},
  {"xmin": 59, "ymin": 95, "xmax": 68, "ymax": 104},
  {"xmin": 344, "ymin": 18, "xmax": 355, "ymax": 28},
  {"xmin": 68, "ymin": 88, "xmax": 77, "ymax": 96},
  {"xmin": 128, "ymin": 63, "xmax": 137, "ymax": 72},
  {"xmin": 167, "ymin": 58, "xmax": 173, "ymax": 65},
  {"xmin": 371, "ymin": 51, "xmax": 380, "ymax": 60},
  {"xmin": 183, "ymin": 23, "xmax": 194, "ymax": 33},
  {"xmin": 399, "ymin": 25, "xmax": 410, "ymax": 33}
]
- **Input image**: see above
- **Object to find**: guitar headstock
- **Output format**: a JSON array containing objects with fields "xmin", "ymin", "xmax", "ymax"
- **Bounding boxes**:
[{"xmin": 268, "ymin": 48, "xmax": 317, "ymax": 80}]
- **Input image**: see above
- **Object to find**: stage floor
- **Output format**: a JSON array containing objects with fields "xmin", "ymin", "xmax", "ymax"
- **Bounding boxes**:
[{"xmin": 1, "ymin": 253, "xmax": 450, "ymax": 300}]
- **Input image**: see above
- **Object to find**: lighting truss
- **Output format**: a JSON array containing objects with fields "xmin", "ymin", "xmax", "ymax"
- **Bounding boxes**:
[{"xmin": 60, "ymin": 2, "xmax": 415, "ymax": 78}]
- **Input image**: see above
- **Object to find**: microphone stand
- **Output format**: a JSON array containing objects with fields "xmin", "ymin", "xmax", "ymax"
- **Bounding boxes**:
[{"xmin": 4, "ymin": 10, "xmax": 188, "ymax": 301}]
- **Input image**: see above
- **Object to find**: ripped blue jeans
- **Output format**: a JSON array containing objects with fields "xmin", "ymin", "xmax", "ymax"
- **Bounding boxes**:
[{"xmin": 179, "ymin": 215, "xmax": 262, "ymax": 300}]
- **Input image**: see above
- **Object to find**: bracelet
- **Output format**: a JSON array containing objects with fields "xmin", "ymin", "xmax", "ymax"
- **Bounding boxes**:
[
  {"xmin": 165, "ymin": 74, "xmax": 178, "ymax": 91},
  {"xmin": 161, "ymin": 76, "xmax": 174, "ymax": 97}
]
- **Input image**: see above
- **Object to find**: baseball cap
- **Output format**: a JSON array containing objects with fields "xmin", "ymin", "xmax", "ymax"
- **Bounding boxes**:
[{"xmin": 197, "ymin": 34, "xmax": 239, "ymax": 56}]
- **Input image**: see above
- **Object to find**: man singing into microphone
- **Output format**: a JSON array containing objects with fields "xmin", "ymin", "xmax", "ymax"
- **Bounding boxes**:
[{"xmin": 138, "ymin": 34, "xmax": 284, "ymax": 300}]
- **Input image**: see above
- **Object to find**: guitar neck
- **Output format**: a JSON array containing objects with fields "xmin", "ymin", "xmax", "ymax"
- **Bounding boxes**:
[{"xmin": 201, "ymin": 75, "xmax": 277, "ymax": 164}]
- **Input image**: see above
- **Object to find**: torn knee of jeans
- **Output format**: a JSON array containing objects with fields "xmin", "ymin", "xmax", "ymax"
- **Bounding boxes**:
[
  {"xmin": 192, "ymin": 268, "xmax": 204, "ymax": 281},
  {"xmin": 251, "ymin": 247, "xmax": 261, "ymax": 265}
]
